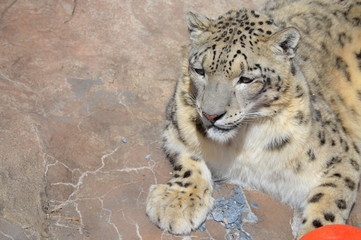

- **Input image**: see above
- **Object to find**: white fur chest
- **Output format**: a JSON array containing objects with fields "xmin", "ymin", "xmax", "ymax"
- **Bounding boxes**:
[
  {"xmin": 203, "ymin": 119, "xmax": 322, "ymax": 209},
  {"xmin": 228, "ymin": 153, "xmax": 319, "ymax": 209}
]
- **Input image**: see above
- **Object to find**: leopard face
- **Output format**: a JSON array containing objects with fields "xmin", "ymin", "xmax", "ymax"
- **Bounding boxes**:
[{"xmin": 186, "ymin": 9, "xmax": 300, "ymax": 142}]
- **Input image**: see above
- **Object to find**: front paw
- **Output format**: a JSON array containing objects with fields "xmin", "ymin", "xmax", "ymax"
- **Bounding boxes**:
[{"xmin": 146, "ymin": 182, "xmax": 214, "ymax": 235}]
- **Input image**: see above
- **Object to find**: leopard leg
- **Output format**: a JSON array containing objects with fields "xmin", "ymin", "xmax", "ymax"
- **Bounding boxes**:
[
  {"xmin": 296, "ymin": 157, "xmax": 360, "ymax": 239},
  {"xmin": 146, "ymin": 151, "xmax": 214, "ymax": 235}
]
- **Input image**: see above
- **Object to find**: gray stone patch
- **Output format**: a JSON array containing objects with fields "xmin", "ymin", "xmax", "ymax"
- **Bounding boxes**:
[
  {"xmin": 85, "ymin": 90, "xmax": 119, "ymax": 112},
  {"xmin": 0, "ymin": 216, "xmax": 32, "ymax": 240},
  {"xmin": 67, "ymin": 77, "xmax": 102, "ymax": 99},
  {"xmin": 202, "ymin": 186, "xmax": 257, "ymax": 240},
  {"xmin": 119, "ymin": 90, "xmax": 136, "ymax": 106}
]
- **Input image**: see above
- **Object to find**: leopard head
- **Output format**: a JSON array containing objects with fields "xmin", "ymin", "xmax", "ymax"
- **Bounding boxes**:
[{"xmin": 185, "ymin": 9, "xmax": 300, "ymax": 143}]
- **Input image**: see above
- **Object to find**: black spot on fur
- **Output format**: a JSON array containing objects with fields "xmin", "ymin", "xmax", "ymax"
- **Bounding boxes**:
[
  {"xmin": 326, "ymin": 156, "xmax": 342, "ymax": 168},
  {"xmin": 175, "ymin": 181, "xmax": 183, "ymax": 187},
  {"xmin": 307, "ymin": 149, "xmax": 316, "ymax": 161},
  {"xmin": 290, "ymin": 62, "xmax": 296, "ymax": 75},
  {"xmin": 184, "ymin": 182, "xmax": 192, "ymax": 188},
  {"xmin": 342, "ymin": 140, "xmax": 349, "ymax": 152},
  {"xmin": 190, "ymin": 219, "xmax": 194, "ymax": 226},
  {"xmin": 336, "ymin": 57, "xmax": 351, "ymax": 82},
  {"xmin": 318, "ymin": 131, "xmax": 326, "ymax": 145},
  {"xmin": 321, "ymin": 42, "xmax": 328, "ymax": 54},
  {"xmin": 350, "ymin": 159, "xmax": 360, "ymax": 171},
  {"xmin": 314, "ymin": 110, "xmax": 322, "ymax": 122},
  {"xmin": 302, "ymin": 218, "xmax": 307, "ymax": 224},
  {"xmin": 181, "ymin": 90, "xmax": 196, "ymax": 107},
  {"xmin": 324, "ymin": 213, "xmax": 335, "ymax": 222},
  {"xmin": 332, "ymin": 173, "xmax": 342, "ymax": 178},
  {"xmin": 174, "ymin": 165, "xmax": 183, "ymax": 171},
  {"xmin": 320, "ymin": 183, "xmax": 337, "ymax": 188},
  {"xmin": 336, "ymin": 199, "xmax": 347, "ymax": 209},
  {"xmin": 312, "ymin": 219, "xmax": 323, "ymax": 228},
  {"xmin": 195, "ymin": 117, "xmax": 207, "ymax": 137},
  {"xmin": 295, "ymin": 85, "xmax": 304, "ymax": 98},
  {"xmin": 165, "ymin": 150, "xmax": 179, "ymax": 166},
  {"xmin": 309, "ymin": 193, "xmax": 324, "ymax": 203},
  {"xmin": 183, "ymin": 170, "xmax": 192, "ymax": 178},
  {"xmin": 168, "ymin": 105, "xmax": 184, "ymax": 141},
  {"xmin": 355, "ymin": 50, "xmax": 361, "ymax": 70},
  {"xmin": 294, "ymin": 111, "xmax": 305, "ymax": 125},
  {"xmin": 352, "ymin": 143, "xmax": 360, "ymax": 154},
  {"xmin": 344, "ymin": 177, "xmax": 356, "ymax": 190},
  {"xmin": 338, "ymin": 32, "xmax": 350, "ymax": 48},
  {"xmin": 265, "ymin": 135, "xmax": 291, "ymax": 151}
]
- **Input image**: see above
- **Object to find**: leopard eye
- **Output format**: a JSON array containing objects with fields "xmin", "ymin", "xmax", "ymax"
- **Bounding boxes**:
[
  {"xmin": 238, "ymin": 76, "xmax": 254, "ymax": 84},
  {"xmin": 193, "ymin": 68, "xmax": 205, "ymax": 76}
]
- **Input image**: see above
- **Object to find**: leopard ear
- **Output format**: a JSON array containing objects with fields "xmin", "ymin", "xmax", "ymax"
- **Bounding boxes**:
[
  {"xmin": 186, "ymin": 12, "xmax": 212, "ymax": 42},
  {"xmin": 269, "ymin": 27, "xmax": 300, "ymax": 58}
]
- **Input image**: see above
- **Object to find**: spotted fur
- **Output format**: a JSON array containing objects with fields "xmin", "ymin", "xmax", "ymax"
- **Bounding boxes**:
[{"xmin": 146, "ymin": 0, "xmax": 361, "ymax": 239}]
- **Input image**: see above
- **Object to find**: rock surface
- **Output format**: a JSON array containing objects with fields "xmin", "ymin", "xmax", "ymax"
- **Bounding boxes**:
[{"xmin": 0, "ymin": 0, "xmax": 360, "ymax": 239}]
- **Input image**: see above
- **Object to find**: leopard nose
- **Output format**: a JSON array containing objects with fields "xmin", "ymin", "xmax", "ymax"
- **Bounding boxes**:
[{"xmin": 202, "ymin": 112, "xmax": 226, "ymax": 124}]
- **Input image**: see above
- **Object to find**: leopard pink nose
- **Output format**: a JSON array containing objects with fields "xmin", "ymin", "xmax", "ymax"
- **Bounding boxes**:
[{"xmin": 202, "ymin": 112, "xmax": 225, "ymax": 123}]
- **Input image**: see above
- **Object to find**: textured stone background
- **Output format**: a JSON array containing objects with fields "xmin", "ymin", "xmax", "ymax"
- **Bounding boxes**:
[{"xmin": 0, "ymin": 0, "xmax": 360, "ymax": 240}]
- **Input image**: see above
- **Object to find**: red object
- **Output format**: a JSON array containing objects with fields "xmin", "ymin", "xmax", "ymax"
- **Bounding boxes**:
[{"xmin": 300, "ymin": 224, "xmax": 361, "ymax": 240}]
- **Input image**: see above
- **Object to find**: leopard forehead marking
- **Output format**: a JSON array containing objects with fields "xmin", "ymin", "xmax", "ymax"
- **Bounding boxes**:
[
  {"xmin": 193, "ymin": 9, "xmax": 278, "ymax": 77},
  {"xmin": 211, "ymin": 9, "xmax": 276, "ymax": 44}
]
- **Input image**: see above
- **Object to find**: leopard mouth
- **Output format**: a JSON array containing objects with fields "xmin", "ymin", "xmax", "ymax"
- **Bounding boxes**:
[
  {"xmin": 212, "ymin": 125, "xmax": 238, "ymax": 131},
  {"xmin": 200, "ymin": 119, "xmax": 238, "ymax": 132},
  {"xmin": 206, "ymin": 125, "xmax": 239, "ymax": 143}
]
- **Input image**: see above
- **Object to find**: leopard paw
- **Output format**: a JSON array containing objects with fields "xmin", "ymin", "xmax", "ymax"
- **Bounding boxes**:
[{"xmin": 146, "ymin": 183, "xmax": 213, "ymax": 234}]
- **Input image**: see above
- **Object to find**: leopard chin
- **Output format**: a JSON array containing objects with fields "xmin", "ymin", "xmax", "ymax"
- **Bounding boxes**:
[{"xmin": 206, "ymin": 126, "xmax": 238, "ymax": 143}]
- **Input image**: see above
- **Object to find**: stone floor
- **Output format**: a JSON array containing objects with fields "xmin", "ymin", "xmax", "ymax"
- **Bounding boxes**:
[{"xmin": 0, "ymin": 0, "xmax": 360, "ymax": 240}]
